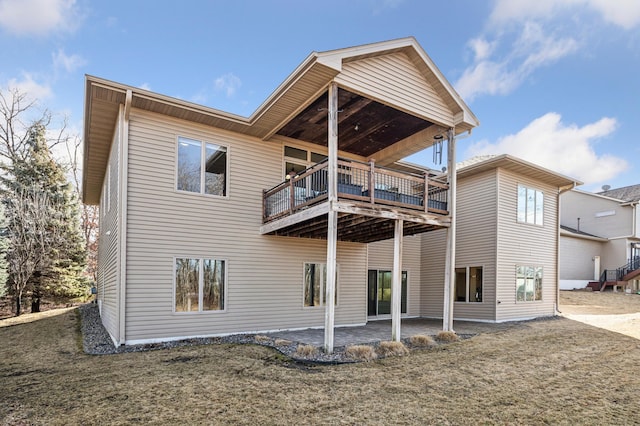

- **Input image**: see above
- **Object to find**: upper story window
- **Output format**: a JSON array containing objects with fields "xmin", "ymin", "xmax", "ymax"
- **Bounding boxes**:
[
  {"xmin": 177, "ymin": 137, "xmax": 227, "ymax": 196},
  {"xmin": 284, "ymin": 145, "xmax": 326, "ymax": 179},
  {"xmin": 517, "ymin": 185, "xmax": 543, "ymax": 226}
]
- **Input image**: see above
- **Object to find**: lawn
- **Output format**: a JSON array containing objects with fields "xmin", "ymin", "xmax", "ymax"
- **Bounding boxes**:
[{"xmin": 1, "ymin": 291, "xmax": 639, "ymax": 425}]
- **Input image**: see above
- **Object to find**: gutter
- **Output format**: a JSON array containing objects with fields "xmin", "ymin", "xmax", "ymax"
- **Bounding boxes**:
[
  {"xmin": 118, "ymin": 90, "xmax": 132, "ymax": 346},
  {"xmin": 556, "ymin": 182, "xmax": 578, "ymax": 314}
]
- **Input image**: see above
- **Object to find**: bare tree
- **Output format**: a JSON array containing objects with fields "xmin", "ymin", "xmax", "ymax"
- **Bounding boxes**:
[
  {"xmin": 5, "ymin": 187, "xmax": 54, "ymax": 315},
  {"xmin": 64, "ymin": 135, "xmax": 99, "ymax": 281}
]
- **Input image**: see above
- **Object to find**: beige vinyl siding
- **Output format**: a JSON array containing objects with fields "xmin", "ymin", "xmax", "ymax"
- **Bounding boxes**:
[
  {"xmin": 367, "ymin": 234, "xmax": 422, "ymax": 316},
  {"xmin": 561, "ymin": 191, "xmax": 632, "ymax": 238},
  {"xmin": 96, "ymin": 108, "xmax": 123, "ymax": 344},
  {"xmin": 602, "ymin": 238, "xmax": 630, "ymax": 270},
  {"xmin": 124, "ymin": 109, "xmax": 367, "ymax": 343},
  {"xmin": 559, "ymin": 236, "xmax": 603, "ymax": 280},
  {"xmin": 419, "ymin": 170, "xmax": 498, "ymax": 321},
  {"xmin": 453, "ymin": 170, "xmax": 497, "ymax": 321},
  {"xmin": 495, "ymin": 169, "xmax": 558, "ymax": 321},
  {"xmin": 420, "ymin": 229, "xmax": 446, "ymax": 318},
  {"xmin": 335, "ymin": 52, "xmax": 454, "ymax": 126}
]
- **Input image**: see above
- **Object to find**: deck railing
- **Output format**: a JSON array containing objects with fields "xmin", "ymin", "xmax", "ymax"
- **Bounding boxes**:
[{"xmin": 263, "ymin": 158, "xmax": 449, "ymax": 223}]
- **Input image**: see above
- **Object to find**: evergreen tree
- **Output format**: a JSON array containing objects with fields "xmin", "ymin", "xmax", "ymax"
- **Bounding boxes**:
[{"xmin": 3, "ymin": 124, "xmax": 87, "ymax": 314}]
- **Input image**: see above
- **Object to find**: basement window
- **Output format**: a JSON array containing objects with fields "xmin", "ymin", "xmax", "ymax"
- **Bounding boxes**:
[
  {"xmin": 516, "ymin": 266, "xmax": 543, "ymax": 302},
  {"xmin": 455, "ymin": 266, "xmax": 483, "ymax": 303},
  {"xmin": 303, "ymin": 262, "xmax": 337, "ymax": 307},
  {"xmin": 174, "ymin": 258, "xmax": 226, "ymax": 312}
]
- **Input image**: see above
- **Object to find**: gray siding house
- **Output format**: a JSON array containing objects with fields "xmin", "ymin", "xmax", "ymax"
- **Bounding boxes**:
[
  {"xmin": 560, "ymin": 186, "xmax": 640, "ymax": 290},
  {"xmin": 84, "ymin": 38, "xmax": 576, "ymax": 349}
]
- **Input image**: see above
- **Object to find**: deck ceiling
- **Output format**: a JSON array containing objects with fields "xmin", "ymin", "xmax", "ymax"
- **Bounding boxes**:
[
  {"xmin": 267, "ymin": 212, "xmax": 442, "ymax": 243},
  {"xmin": 276, "ymin": 88, "xmax": 434, "ymax": 158}
]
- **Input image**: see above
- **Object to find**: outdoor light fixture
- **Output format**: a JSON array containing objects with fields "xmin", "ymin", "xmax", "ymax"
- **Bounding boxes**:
[
  {"xmin": 354, "ymin": 123, "xmax": 360, "ymax": 131},
  {"xmin": 285, "ymin": 169, "xmax": 297, "ymax": 180}
]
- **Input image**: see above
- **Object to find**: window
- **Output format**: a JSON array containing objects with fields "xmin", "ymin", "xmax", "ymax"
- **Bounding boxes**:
[
  {"xmin": 303, "ymin": 263, "xmax": 337, "ymax": 307},
  {"xmin": 177, "ymin": 137, "xmax": 227, "ymax": 196},
  {"xmin": 284, "ymin": 145, "xmax": 327, "ymax": 179},
  {"xmin": 175, "ymin": 258, "xmax": 225, "ymax": 312},
  {"xmin": 516, "ymin": 266, "xmax": 543, "ymax": 302},
  {"xmin": 517, "ymin": 185, "xmax": 543, "ymax": 225},
  {"xmin": 455, "ymin": 266, "xmax": 483, "ymax": 303}
]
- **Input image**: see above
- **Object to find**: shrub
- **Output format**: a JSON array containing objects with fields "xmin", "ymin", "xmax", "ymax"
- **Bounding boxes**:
[
  {"xmin": 436, "ymin": 331, "xmax": 459, "ymax": 342},
  {"xmin": 409, "ymin": 334, "xmax": 436, "ymax": 347},
  {"xmin": 345, "ymin": 345, "xmax": 378, "ymax": 362},
  {"xmin": 254, "ymin": 335, "xmax": 271, "ymax": 344},
  {"xmin": 294, "ymin": 344, "xmax": 318, "ymax": 358},
  {"xmin": 376, "ymin": 341, "xmax": 409, "ymax": 357}
]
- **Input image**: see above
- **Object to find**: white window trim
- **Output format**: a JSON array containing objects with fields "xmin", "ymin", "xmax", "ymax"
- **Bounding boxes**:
[
  {"xmin": 515, "ymin": 265, "xmax": 543, "ymax": 303},
  {"xmin": 454, "ymin": 265, "xmax": 483, "ymax": 304},
  {"xmin": 173, "ymin": 256, "xmax": 228, "ymax": 314},
  {"xmin": 175, "ymin": 136, "xmax": 230, "ymax": 198},
  {"xmin": 302, "ymin": 261, "xmax": 339, "ymax": 309},
  {"xmin": 517, "ymin": 184, "xmax": 544, "ymax": 226}
]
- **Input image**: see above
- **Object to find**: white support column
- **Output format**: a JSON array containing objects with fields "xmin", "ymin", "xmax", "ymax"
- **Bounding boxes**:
[
  {"xmin": 443, "ymin": 128, "xmax": 457, "ymax": 332},
  {"xmin": 324, "ymin": 82, "xmax": 339, "ymax": 354},
  {"xmin": 391, "ymin": 219, "xmax": 404, "ymax": 341}
]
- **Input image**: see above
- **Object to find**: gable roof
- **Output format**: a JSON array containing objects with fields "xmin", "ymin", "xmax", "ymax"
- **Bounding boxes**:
[
  {"xmin": 597, "ymin": 184, "xmax": 640, "ymax": 203},
  {"xmin": 83, "ymin": 37, "xmax": 478, "ymax": 204},
  {"xmin": 457, "ymin": 154, "xmax": 582, "ymax": 188}
]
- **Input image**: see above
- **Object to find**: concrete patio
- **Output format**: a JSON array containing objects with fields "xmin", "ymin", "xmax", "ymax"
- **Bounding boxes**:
[{"xmin": 267, "ymin": 318, "xmax": 516, "ymax": 347}]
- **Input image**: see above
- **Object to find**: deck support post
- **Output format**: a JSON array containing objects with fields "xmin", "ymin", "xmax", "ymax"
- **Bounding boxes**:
[
  {"xmin": 324, "ymin": 81, "xmax": 339, "ymax": 354},
  {"xmin": 443, "ymin": 127, "xmax": 457, "ymax": 332},
  {"xmin": 391, "ymin": 219, "xmax": 404, "ymax": 341}
]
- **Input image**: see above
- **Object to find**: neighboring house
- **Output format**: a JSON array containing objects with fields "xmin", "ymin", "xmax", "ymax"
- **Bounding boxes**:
[
  {"xmin": 560, "ymin": 186, "xmax": 640, "ymax": 290},
  {"xmin": 83, "ymin": 38, "xmax": 575, "ymax": 350}
]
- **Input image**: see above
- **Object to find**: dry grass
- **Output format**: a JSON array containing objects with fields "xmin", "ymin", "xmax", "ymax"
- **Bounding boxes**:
[
  {"xmin": 435, "ymin": 330, "xmax": 459, "ymax": 342},
  {"xmin": 409, "ymin": 334, "xmax": 436, "ymax": 347},
  {"xmin": 345, "ymin": 344, "xmax": 377, "ymax": 362},
  {"xmin": 274, "ymin": 338, "xmax": 292, "ymax": 346},
  {"xmin": 560, "ymin": 290, "xmax": 640, "ymax": 314},
  {"xmin": 254, "ymin": 334, "xmax": 272, "ymax": 343},
  {"xmin": 376, "ymin": 340, "xmax": 409, "ymax": 357},
  {"xmin": 1, "ymin": 295, "xmax": 640, "ymax": 424},
  {"xmin": 294, "ymin": 344, "xmax": 318, "ymax": 358}
]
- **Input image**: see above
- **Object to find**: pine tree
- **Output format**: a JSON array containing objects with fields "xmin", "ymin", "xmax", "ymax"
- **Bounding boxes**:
[{"xmin": 3, "ymin": 124, "xmax": 87, "ymax": 314}]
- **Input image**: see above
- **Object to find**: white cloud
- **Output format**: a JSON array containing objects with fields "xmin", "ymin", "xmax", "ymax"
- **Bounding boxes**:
[
  {"xmin": 214, "ymin": 73, "xmax": 241, "ymax": 98},
  {"xmin": 138, "ymin": 83, "xmax": 151, "ymax": 91},
  {"xmin": 465, "ymin": 113, "xmax": 627, "ymax": 185},
  {"xmin": 456, "ymin": 23, "xmax": 578, "ymax": 101},
  {"xmin": 490, "ymin": 0, "xmax": 640, "ymax": 29},
  {"xmin": 5, "ymin": 73, "xmax": 52, "ymax": 102},
  {"xmin": 0, "ymin": 0, "xmax": 81, "ymax": 36},
  {"xmin": 587, "ymin": 0, "xmax": 640, "ymax": 29},
  {"xmin": 372, "ymin": 0, "xmax": 403, "ymax": 15},
  {"xmin": 52, "ymin": 49, "xmax": 87, "ymax": 74}
]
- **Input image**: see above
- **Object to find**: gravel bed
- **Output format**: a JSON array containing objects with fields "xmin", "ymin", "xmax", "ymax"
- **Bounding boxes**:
[{"xmin": 79, "ymin": 303, "xmax": 474, "ymax": 363}]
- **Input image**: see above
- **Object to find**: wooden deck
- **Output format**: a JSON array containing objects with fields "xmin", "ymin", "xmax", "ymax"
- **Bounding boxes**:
[{"xmin": 261, "ymin": 158, "xmax": 450, "ymax": 243}]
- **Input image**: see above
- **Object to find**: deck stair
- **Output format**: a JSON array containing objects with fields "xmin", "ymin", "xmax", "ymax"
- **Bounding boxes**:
[{"xmin": 591, "ymin": 257, "xmax": 640, "ymax": 291}]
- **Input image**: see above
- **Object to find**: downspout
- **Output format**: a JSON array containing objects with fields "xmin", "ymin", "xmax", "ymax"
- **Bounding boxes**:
[
  {"xmin": 118, "ymin": 90, "xmax": 132, "ymax": 346},
  {"xmin": 556, "ymin": 182, "xmax": 577, "ymax": 314}
]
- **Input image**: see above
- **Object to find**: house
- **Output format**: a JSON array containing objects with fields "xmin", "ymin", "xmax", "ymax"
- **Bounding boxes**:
[
  {"xmin": 83, "ymin": 38, "xmax": 574, "ymax": 351},
  {"xmin": 559, "ymin": 185, "xmax": 640, "ymax": 291},
  {"xmin": 406, "ymin": 155, "xmax": 580, "ymax": 322}
]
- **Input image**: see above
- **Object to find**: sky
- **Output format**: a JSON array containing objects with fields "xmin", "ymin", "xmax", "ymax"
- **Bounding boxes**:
[{"xmin": 0, "ymin": 0, "xmax": 639, "ymax": 193}]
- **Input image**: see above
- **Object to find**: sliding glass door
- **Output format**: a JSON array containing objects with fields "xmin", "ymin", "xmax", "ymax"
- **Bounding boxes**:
[{"xmin": 367, "ymin": 270, "xmax": 407, "ymax": 317}]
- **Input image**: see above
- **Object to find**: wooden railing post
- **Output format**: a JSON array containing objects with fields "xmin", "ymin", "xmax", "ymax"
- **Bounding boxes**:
[
  {"xmin": 369, "ymin": 159, "xmax": 375, "ymax": 204},
  {"xmin": 289, "ymin": 177, "xmax": 295, "ymax": 215},
  {"xmin": 423, "ymin": 172, "xmax": 430, "ymax": 213}
]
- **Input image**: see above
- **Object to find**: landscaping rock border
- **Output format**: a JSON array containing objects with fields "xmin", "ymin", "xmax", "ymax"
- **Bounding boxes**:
[{"xmin": 79, "ymin": 303, "xmax": 474, "ymax": 363}]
